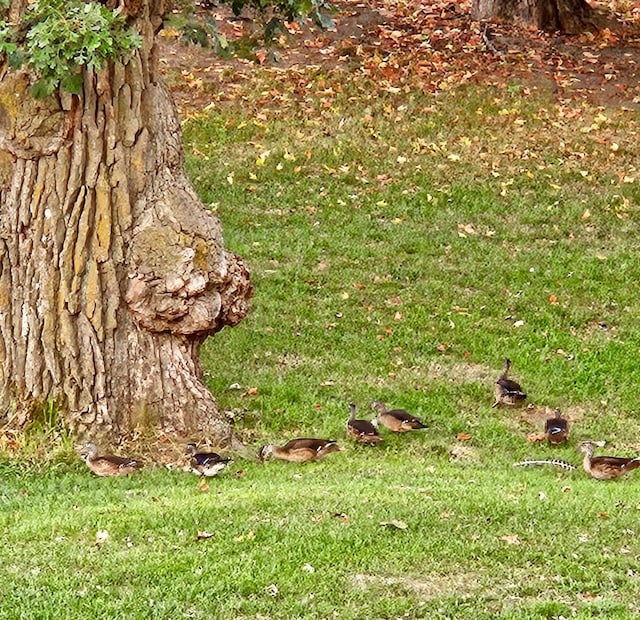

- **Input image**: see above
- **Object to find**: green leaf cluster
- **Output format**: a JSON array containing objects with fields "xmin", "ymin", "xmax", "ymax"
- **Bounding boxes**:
[
  {"xmin": 0, "ymin": 0, "xmax": 142, "ymax": 98},
  {"xmin": 228, "ymin": 0, "xmax": 336, "ymax": 34},
  {"xmin": 169, "ymin": 0, "xmax": 334, "ymax": 52}
]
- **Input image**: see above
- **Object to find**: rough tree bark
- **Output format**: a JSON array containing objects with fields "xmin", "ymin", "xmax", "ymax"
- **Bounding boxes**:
[
  {"xmin": 471, "ymin": 0, "xmax": 594, "ymax": 32},
  {"xmin": 0, "ymin": 0, "xmax": 252, "ymax": 444}
]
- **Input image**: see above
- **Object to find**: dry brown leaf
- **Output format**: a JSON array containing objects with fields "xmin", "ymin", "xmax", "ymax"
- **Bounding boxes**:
[
  {"xmin": 527, "ymin": 433, "xmax": 546, "ymax": 443},
  {"xmin": 94, "ymin": 529, "xmax": 109, "ymax": 548}
]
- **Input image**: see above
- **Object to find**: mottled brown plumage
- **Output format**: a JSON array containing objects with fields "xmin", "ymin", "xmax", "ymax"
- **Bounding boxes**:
[
  {"xmin": 492, "ymin": 358, "xmax": 527, "ymax": 408},
  {"xmin": 258, "ymin": 438, "xmax": 342, "ymax": 463},
  {"xmin": 79, "ymin": 442, "xmax": 142, "ymax": 477},
  {"xmin": 544, "ymin": 409, "xmax": 569, "ymax": 445},
  {"xmin": 579, "ymin": 441, "xmax": 640, "ymax": 480},
  {"xmin": 371, "ymin": 400, "xmax": 426, "ymax": 433},
  {"xmin": 346, "ymin": 403, "xmax": 383, "ymax": 445}
]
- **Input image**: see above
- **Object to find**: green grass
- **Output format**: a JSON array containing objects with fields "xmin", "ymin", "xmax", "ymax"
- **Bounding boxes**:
[
  {"xmin": 3, "ymin": 74, "xmax": 640, "ymax": 618},
  {"xmin": 3, "ymin": 456, "xmax": 640, "ymax": 619}
]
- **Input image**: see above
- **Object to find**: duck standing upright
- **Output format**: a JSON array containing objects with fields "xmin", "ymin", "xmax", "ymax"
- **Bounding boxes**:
[
  {"xmin": 544, "ymin": 409, "xmax": 569, "ymax": 445},
  {"xmin": 258, "ymin": 438, "xmax": 342, "ymax": 463},
  {"xmin": 371, "ymin": 400, "xmax": 426, "ymax": 433},
  {"xmin": 346, "ymin": 403, "xmax": 383, "ymax": 445},
  {"xmin": 186, "ymin": 443, "xmax": 232, "ymax": 477},
  {"xmin": 579, "ymin": 441, "xmax": 640, "ymax": 480},
  {"xmin": 79, "ymin": 442, "xmax": 143, "ymax": 477},
  {"xmin": 492, "ymin": 358, "xmax": 527, "ymax": 408}
]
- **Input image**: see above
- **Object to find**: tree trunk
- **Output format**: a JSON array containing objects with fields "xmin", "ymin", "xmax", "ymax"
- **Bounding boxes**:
[
  {"xmin": 471, "ymin": 0, "xmax": 593, "ymax": 32},
  {"xmin": 0, "ymin": 1, "xmax": 252, "ymax": 444}
]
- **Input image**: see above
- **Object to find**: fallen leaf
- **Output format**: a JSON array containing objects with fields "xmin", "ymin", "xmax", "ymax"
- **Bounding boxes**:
[
  {"xmin": 265, "ymin": 584, "xmax": 279, "ymax": 597},
  {"xmin": 501, "ymin": 534, "xmax": 521, "ymax": 545},
  {"xmin": 198, "ymin": 479, "xmax": 210, "ymax": 493},
  {"xmin": 456, "ymin": 432, "xmax": 472, "ymax": 441},
  {"xmin": 196, "ymin": 531, "xmax": 215, "ymax": 541},
  {"xmin": 234, "ymin": 531, "xmax": 256, "ymax": 543},
  {"xmin": 527, "ymin": 433, "xmax": 546, "ymax": 443},
  {"xmin": 380, "ymin": 519, "xmax": 409, "ymax": 530},
  {"xmin": 95, "ymin": 529, "xmax": 109, "ymax": 547}
]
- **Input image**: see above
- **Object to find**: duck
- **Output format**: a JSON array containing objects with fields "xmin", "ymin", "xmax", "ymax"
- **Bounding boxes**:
[
  {"xmin": 258, "ymin": 438, "xmax": 342, "ymax": 463},
  {"xmin": 186, "ymin": 443, "xmax": 232, "ymax": 477},
  {"xmin": 79, "ymin": 442, "xmax": 142, "ymax": 477},
  {"xmin": 492, "ymin": 358, "xmax": 527, "ymax": 408},
  {"xmin": 579, "ymin": 441, "xmax": 640, "ymax": 480},
  {"xmin": 544, "ymin": 409, "xmax": 569, "ymax": 445},
  {"xmin": 346, "ymin": 403, "xmax": 383, "ymax": 445},
  {"xmin": 371, "ymin": 400, "xmax": 426, "ymax": 433}
]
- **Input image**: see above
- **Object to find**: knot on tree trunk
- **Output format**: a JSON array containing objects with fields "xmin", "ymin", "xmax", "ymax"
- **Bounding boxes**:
[
  {"xmin": 218, "ymin": 251, "xmax": 253, "ymax": 328},
  {"xmin": 125, "ymin": 197, "xmax": 252, "ymax": 335}
]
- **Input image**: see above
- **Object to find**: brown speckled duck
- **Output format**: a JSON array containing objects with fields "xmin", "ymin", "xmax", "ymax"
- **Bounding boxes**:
[
  {"xmin": 492, "ymin": 358, "xmax": 527, "ymax": 408},
  {"xmin": 544, "ymin": 409, "xmax": 569, "ymax": 445},
  {"xmin": 371, "ymin": 400, "xmax": 426, "ymax": 433},
  {"xmin": 579, "ymin": 441, "xmax": 640, "ymax": 480},
  {"xmin": 186, "ymin": 443, "xmax": 232, "ymax": 477},
  {"xmin": 258, "ymin": 438, "xmax": 342, "ymax": 463},
  {"xmin": 346, "ymin": 403, "xmax": 383, "ymax": 445},
  {"xmin": 79, "ymin": 442, "xmax": 142, "ymax": 477}
]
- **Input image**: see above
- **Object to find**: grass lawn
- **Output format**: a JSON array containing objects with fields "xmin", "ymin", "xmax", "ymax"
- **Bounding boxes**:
[
  {"xmin": 3, "ymin": 12, "xmax": 640, "ymax": 620},
  {"xmin": 3, "ymin": 454, "xmax": 640, "ymax": 619}
]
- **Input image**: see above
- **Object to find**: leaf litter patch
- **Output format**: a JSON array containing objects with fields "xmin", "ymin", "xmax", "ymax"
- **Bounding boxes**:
[{"xmin": 160, "ymin": 0, "xmax": 640, "ymax": 114}]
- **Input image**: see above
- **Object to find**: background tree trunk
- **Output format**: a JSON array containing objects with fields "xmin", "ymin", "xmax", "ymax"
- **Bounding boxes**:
[
  {"xmin": 0, "ymin": 1, "xmax": 252, "ymax": 443},
  {"xmin": 471, "ymin": 0, "xmax": 593, "ymax": 32}
]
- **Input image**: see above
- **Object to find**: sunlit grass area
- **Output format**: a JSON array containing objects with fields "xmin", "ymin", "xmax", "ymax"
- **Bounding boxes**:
[{"xmin": 2, "ymin": 66, "xmax": 640, "ymax": 619}]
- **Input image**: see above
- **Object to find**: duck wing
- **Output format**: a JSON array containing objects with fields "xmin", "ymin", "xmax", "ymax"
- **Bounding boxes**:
[
  {"xmin": 496, "ymin": 377, "xmax": 526, "ymax": 396},
  {"xmin": 388, "ymin": 409, "xmax": 426, "ymax": 428},
  {"xmin": 100, "ymin": 455, "xmax": 142, "ymax": 469},
  {"xmin": 282, "ymin": 438, "xmax": 335, "ymax": 452},
  {"xmin": 348, "ymin": 419, "xmax": 378, "ymax": 436},
  {"xmin": 593, "ymin": 455, "xmax": 640, "ymax": 470},
  {"xmin": 191, "ymin": 451, "xmax": 231, "ymax": 466},
  {"xmin": 545, "ymin": 418, "xmax": 568, "ymax": 435}
]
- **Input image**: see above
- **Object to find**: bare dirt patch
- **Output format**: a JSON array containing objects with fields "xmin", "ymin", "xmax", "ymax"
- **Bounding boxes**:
[
  {"xmin": 351, "ymin": 571, "xmax": 485, "ymax": 600},
  {"xmin": 426, "ymin": 360, "xmax": 496, "ymax": 385}
]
